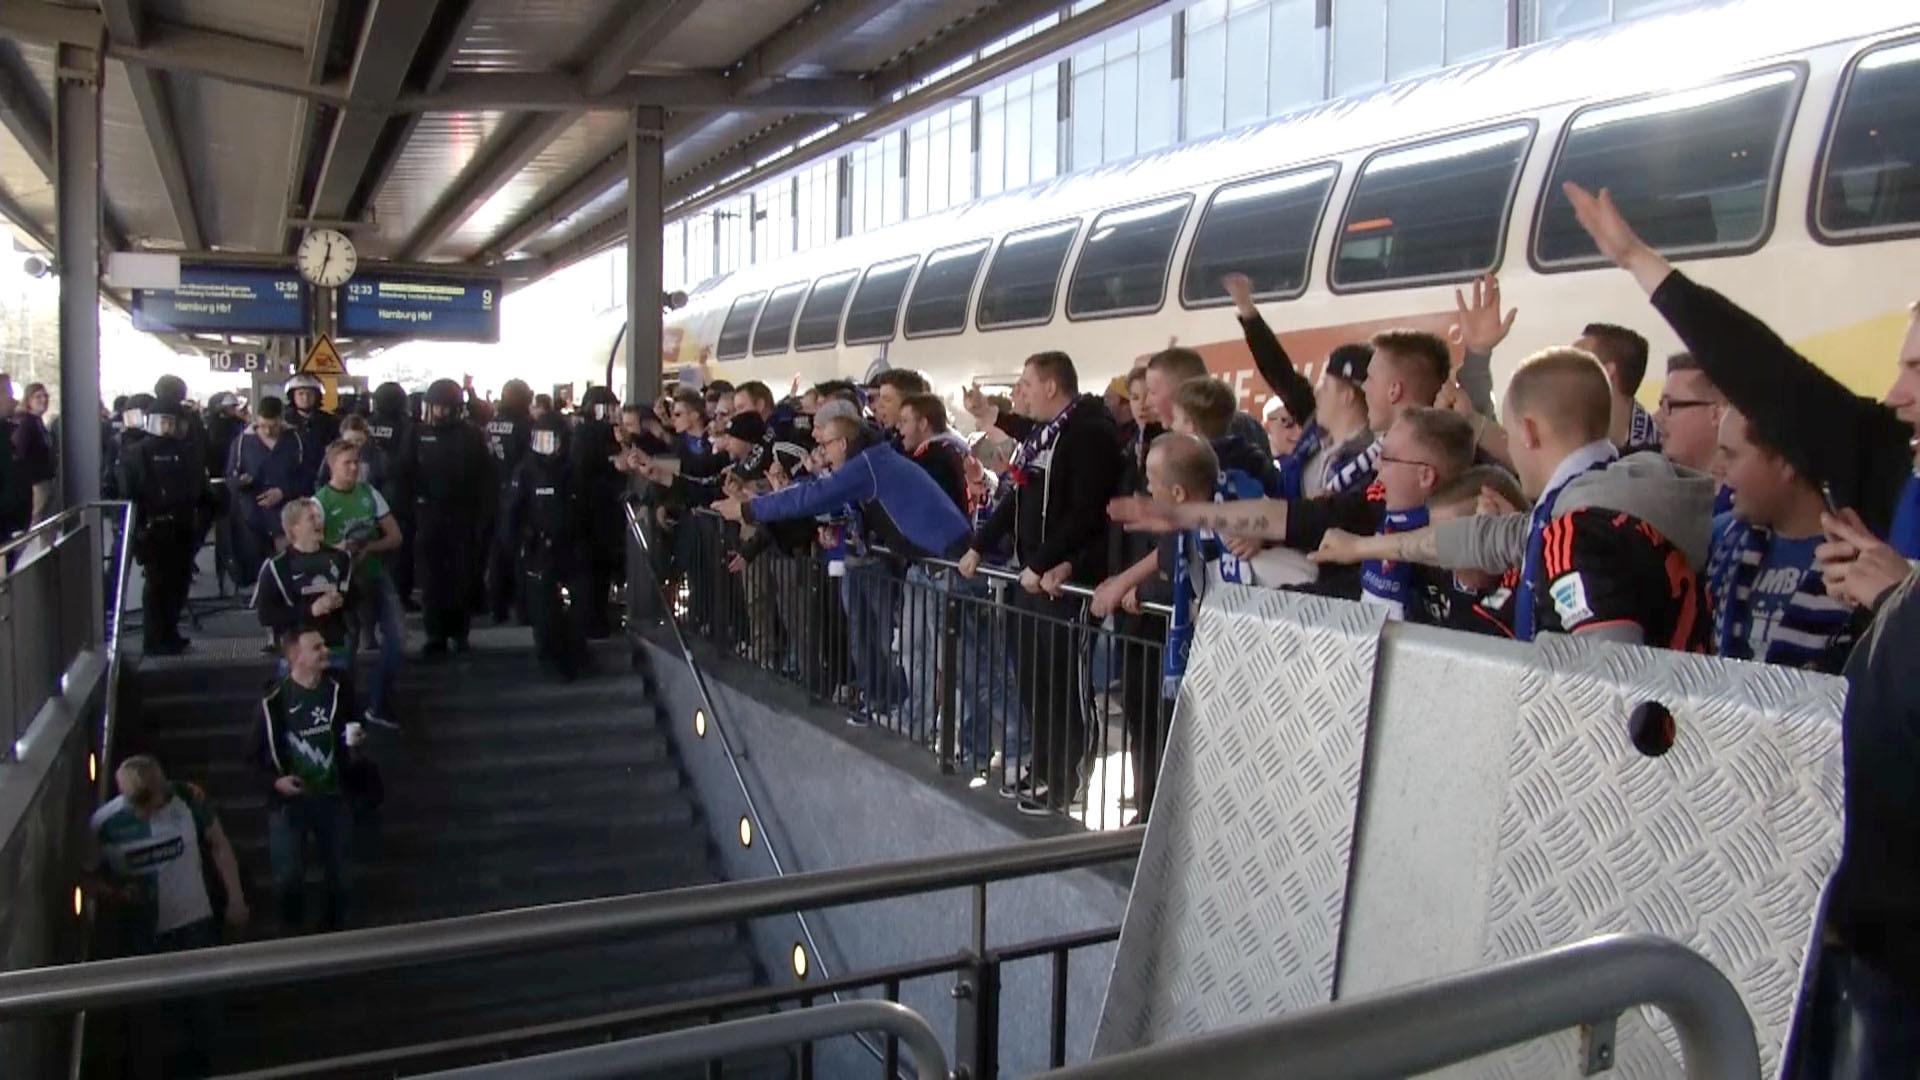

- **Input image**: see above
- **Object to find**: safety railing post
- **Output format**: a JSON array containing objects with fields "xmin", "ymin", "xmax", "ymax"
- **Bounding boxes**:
[{"xmin": 938, "ymin": 580, "xmax": 961, "ymax": 775}]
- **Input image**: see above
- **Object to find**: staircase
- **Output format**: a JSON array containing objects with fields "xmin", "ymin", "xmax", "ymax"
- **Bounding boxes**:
[{"xmin": 94, "ymin": 617, "xmax": 788, "ymax": 1078}]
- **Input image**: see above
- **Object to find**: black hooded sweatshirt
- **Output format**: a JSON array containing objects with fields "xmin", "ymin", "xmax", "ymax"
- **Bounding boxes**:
[{"xmin": 979, "ymin": 394, "xmax": 1124, "ymax": 585}]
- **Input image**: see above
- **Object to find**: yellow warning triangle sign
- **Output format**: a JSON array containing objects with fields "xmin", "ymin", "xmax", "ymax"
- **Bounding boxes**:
[{"xmin": 299, "ymin": 335, "xmax": 347, "ymax": 376}]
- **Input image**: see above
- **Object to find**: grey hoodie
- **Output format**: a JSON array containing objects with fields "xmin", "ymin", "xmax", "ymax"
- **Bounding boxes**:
[{"xmin": 1433, "ymin": 452, "xmax": 1718, "ymax": 573}]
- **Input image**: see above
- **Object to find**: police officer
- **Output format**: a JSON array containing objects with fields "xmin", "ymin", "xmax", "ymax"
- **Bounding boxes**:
[
  {"xmin": 102, "ymin": 393, "xmax": 153, "ymax": 498},
  {"xmin": 117, "ymin": 398, "xmax": 207, "ymax": 654},
  {"xmin": 401, "ymin": 378, "xmax": 494, "ymax": 657},
  {"xmin": 499, "ymin": 413, "xmax": 587, "ymax": 679},
  {"xmin": 284, "ymin": 374, "xmax": 340, "ymax": 449},
  {"xmin": 569, "ymin": 385, "xmax": 625, "ymax": 639},
  {"xmin": 484, "ymin": 379, "xmax": 535, "ymax": 623},
  {"xmin": 366, "ymin": 382, "xmax": 415, "ymax": 608}
]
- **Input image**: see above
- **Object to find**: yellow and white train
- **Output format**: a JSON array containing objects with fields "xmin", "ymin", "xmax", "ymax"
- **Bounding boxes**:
[{"xmin": 658, "ymin": 0, "xmax": 1919, "ymax": 417}]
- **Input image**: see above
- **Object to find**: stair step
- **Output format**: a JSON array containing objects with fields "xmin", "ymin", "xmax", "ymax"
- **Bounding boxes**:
[{"xmin": 94, "ymin": 626, "xmax": 778, "ymax": 1080}]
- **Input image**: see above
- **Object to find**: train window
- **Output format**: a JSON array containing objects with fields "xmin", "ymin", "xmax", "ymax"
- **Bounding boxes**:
[
  {"xmin": 844, "ymin": 257, "xmax": 918, "ymax": 345},
  {"xmin": 1332, "ymin": 123, "xmax": 1533, "ymax": 291},
  {"xmin": 1067, "ymin": 195, "xmax": 1194, "ymax": 319},
  {"xmin": 750, "ymin": 282, "xmax": 808, "ymax": 357},
  {"xmin": 1183, "ymin": 164, "xmax": 1338, "ymax": 306},
  {"xmin": 1536, "ymin": 67, "xmax": 1802, "ymax": 268},
  {"xmin": 793, "ymin": 271, "xmax": 856, "ymax": 351},
  {"xmin": 1816, "ymin": 39, "xmax": 1920, "ymax": 242},
  {"xmin": 716, "ymin": 292, "xmax": 765, "ymax": 360},
  {"xmin": 904, "ymin": 240, "xmax": 991, "ymax": 338},
  {"xmin": 978, "ymin": 219, "xmax": 1080, "ymax": 329}
]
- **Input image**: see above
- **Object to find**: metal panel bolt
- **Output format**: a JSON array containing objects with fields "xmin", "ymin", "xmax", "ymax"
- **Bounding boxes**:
[
  {"xmin": 1579, "ymin": 1014, "xmax": 1618, "ymax": 1075},
  {"xmin": 951, "ymin": 980, "xmax": 973, "ymax": 1001}
]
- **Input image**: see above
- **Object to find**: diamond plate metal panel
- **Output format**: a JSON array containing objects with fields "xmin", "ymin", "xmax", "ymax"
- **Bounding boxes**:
[
  {"xmin": 1463, "ymin": 637, "xmax": 1844, "ymax": 1080},
  {"xmin": 1093, "ymin": 585, "xmax": 1388, "ymax": 1055}
]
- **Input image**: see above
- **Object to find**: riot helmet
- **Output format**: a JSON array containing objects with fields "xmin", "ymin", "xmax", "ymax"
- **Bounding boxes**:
[
  {"xmin": 580, "ymin": 385, "xmax": 618, "ymax": 423},
  {"xmin": 425, "ymin": 378, "xmax": 463, "ymax": 423},
  {"xmin": 141, "ymin": 396, "xmax": 182, "ymax": 437},
  {"xmin": 373, "ymin": 381, "xmax": 407, "ymax": 417},
  {"xmin": 530, "ymin": 414, "xmax": 567, "ymax": 457},
  {"xmin": 122, "ymin": 392, "xmax": 156, "ymax": 431},
  {"xmin": 284, "ymin": 373, "xmax": 323, "ymax": 412}
]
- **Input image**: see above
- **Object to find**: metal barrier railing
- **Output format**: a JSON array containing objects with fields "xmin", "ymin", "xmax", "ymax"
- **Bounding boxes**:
[
  {"xmin": 418, "ymin": 1000, "xmax": 950, "ymax": 1080},
  {"xmin": 1, "ymin": 503, "xmax": 121, "ymax": 758},
  {"xmin": 0, "ymin": 829, "xmax": 1141, "ymax": 1078},
  {"xmin": 1048, "ymin": 934, "xmax": 1759, "ymax": 1080},
  {"xmin": 661, "ymin": 509, "xmax": 1175, "ymax": 830}
]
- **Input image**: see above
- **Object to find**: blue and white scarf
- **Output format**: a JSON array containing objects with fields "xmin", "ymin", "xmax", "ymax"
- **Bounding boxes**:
[
  {"xmin": 1323, "ymin": 435, "xmax": 1382, "ymax": 496},
  {"xmin": 1275, "ymin": 423, "xmax": 1325, "ymax": 501},
  {"xmin": 1360, "ymin": 503, "xmax": 1429, "ymax": 619},
  {"xmin": 1162, "ymin": 474, "xmax": 1257, "ymax": 697},
  {"xmin": 1622, "ymin": 401, "xmax": 1662, "ymax": 455},
  {"xmin": 1705, "ymin": 516, "xmax": 1854, "ymax": 672},
  {"xmin": 1006, "ymin": 396, "xmax": 1083, "ymax": 490},
  {"xmin": 1514, "ymin": 443, "xmax": 1618, "ymax": 642}
]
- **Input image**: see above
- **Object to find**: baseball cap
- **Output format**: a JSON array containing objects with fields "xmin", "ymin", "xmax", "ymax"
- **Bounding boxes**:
[
  {"xmin": 725, "ymin": 411, "xmax": 768, "ymax": 444},
  {"xmin": 1325, "ymin": 343, "xmax": 1372, "ymax": 386}
]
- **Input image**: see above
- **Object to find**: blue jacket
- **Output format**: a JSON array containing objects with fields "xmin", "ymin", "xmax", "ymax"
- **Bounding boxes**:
[
  {"xmin": 228, "ymin": 429, "xmax": 314, "ymax": 535},
  {"xmin": 744, "ymin": 441, "xmax": 971, "ymax": 561}
]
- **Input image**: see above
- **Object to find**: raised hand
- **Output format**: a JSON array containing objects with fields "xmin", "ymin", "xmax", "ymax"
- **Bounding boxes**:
[
  {"xmin": 1107, "ymin": 496, "xmax": 1182, "ymax": 533},
  {"xmin": 1222, "ymin": 272, "xmax": 1257, "ymax": 318},
  {"xmin": 1563, "ymin": 183, "xmax": 1649, "ymax": 268},
  {"xmin": 1450, "ymin": 273, "xmax": 1516, "ymax": 353},
  {"xmin": 1309, "ymin": 528, "xmax": 1368, "ymax": 566},
  {"xmin": 1819, "ymin": 508, "xmax": 1912, "ymax": 610}
]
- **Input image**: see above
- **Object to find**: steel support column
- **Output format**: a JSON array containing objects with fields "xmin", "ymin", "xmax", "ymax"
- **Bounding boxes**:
[
  {"xmin": 625, "ymin": 106, "xmax": 665, "ymax": 410},
  {"xmin": 624, "ymin": 106, "xmax": 664, "ymax": 626},
  {"xmin": 54, "ymin": 43, "xmax": 102, "ymax": 510}
]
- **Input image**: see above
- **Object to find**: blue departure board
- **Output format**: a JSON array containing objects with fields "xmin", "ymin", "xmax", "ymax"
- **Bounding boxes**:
[
  {"xmin": 339, "ymin": 274, "xmax": 501, "ymax": 342},
  {"xmin": 132, "ymin": 267, "xmax": 308, "ymax": 335}
]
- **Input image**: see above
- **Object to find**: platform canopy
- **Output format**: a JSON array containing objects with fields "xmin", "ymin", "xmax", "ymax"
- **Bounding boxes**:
[{"xmin": 0, "ymin": 0, "xmax": 1165, "ymax": 284}]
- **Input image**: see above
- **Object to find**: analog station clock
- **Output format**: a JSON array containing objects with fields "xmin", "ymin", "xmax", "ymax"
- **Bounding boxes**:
[{"xmin": 296, "ymin": 228, "xmax": 358, "ymax": 288}]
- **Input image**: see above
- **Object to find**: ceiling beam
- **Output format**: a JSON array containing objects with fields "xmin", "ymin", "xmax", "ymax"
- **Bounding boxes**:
[
  {"xmin": 0, "ymin": 179, "xmax": 54, "ymax": 252},
  {"xmin": 308, "ymin": 0, "xmax": 445, "ymax": 220},
  {"xmin": 532, "ymin": 0, "xmax": 1164, "ymax": 278},
  {"xmin": 273, "ymin": 0, "xmax": 347, "ymax": 253},
  {"xmin": 664, "ymin": 0, "xmax": 1093, "ymax": 204},
  {"xmin": 392, "ymin": 0, "xmax": 706, "ymax": 262},
  {"xmin": 480, "ymin": 149, "xmax": 623, "ymax": 260},
  {"xmin": 730, "ymin": 0, "xmax": 901, "ymax": 93},
  {"xmin": 100, "ymin": 0, "xmax": 203, "ymax": 248},
  {"xmin": 0, "ymin": 40, "xmax": 55, "ymax": 177},
  {"xmin": 399, "ymin": 72, "xmax": 878, "ymax": 112},
  {"xmin": 354, "ymin": 0, "xmax": 483, "ymax": 231}
]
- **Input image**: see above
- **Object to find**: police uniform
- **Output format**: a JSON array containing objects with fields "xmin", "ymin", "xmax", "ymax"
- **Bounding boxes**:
[
  {"xmin": 569, "ymin": 387, "xmax": 625, "ymax": 639},
  {"xmin": 483, "ymin": 381, "xmax": 534, "ymax": 622},
  {"xmin": 284, "ymin": 374, "xmax": 341, "ymax": 450},
  {"xmin": 366, "ymin": 383, "xmax": 414, "ymax": 604},
  {"xmin": 401, "ymin": 379, "xmax": 495, "ymax": 654},
  {"xmin": 117, "ymin": 401, "xmax": 207, "ymax": 653},
  {"xmin": 500, "ymin": 415, "xmax": 587, "ymax": 678}
]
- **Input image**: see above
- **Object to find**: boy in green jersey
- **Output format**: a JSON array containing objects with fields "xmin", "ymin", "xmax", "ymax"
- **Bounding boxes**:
[{"xmin": 314, "ymin": 439, "xmax": 406, "ymax": 727}]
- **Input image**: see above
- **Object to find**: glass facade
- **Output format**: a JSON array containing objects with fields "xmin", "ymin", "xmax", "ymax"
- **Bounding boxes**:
[{"xmin": 653, "ymin": 0, "xmax": 1672, "ymax": 293}]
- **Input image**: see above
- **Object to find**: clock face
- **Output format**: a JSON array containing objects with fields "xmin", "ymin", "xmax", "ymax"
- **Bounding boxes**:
[{"xmin": 296, "ymin": 229, "xmax": 357, "ymax": 288}]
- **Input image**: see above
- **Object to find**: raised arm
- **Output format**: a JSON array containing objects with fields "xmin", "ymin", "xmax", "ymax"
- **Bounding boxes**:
[
  {"xmin": 1227, "ymin": 273, "xmax": 1316, "ymax": 426},
  {"xmin": 1565, "ymin": 182, "xmax": 1910, "ymax": 531},
  {"xmin": 1107, "ymin": 495, "xmax": 1290, "ymax": 542}
]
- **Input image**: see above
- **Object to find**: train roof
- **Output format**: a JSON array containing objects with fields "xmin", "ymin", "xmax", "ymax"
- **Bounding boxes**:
[{"xmin": 683, "ymin": 0, "xmax": 1919, "ymax": 303}]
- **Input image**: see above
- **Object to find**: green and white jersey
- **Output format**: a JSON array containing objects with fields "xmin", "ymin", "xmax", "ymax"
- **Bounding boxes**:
[
  {"xmin": 264, "ymin": 677, "xmax": 344, "ymax": 796},
  {"xmin": 314, "ymin": 481, "xmax": 391, "ymax": 580},
  {"xmin": 90, "ymin": 782, "xmax": 214, "ymax": 934}
]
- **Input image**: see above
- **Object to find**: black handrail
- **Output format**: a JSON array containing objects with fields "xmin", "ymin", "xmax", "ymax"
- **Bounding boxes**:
[{"xmin": 0, "ymin": 827, "xmax": 1141, "ymax": 1019}]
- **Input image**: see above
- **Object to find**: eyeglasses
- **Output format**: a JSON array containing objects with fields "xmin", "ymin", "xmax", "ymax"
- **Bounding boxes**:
[
  {"xmin": 1270, "ymin": 415, "xmax": 1300, "ymax": 430},
  {"xmin": 1377, "ymin": 453, "xmax": 1434, "ymax": 471},
  {"xmin": 1657, "ymin": 397, "xmax": 1716, "ymax": 414}
]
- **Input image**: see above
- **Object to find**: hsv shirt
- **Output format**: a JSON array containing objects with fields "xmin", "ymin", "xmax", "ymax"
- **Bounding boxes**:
[
  {"xmin": 91, "ymin": 783, "xmax": 214, "ymax": 934},
  {"xmin": 1738, "ymin": 533, "xmax": 1820, "ymax": 661}
]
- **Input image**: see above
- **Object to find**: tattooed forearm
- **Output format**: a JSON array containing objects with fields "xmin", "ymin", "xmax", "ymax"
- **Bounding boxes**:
[
  {"xmin": 1392, "ymin": 527, "xmax": 1441, "ymax": 565},
  {"xmin": 1179, "ymin": 499, "xmax": 1288, "ymax": 540}
]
